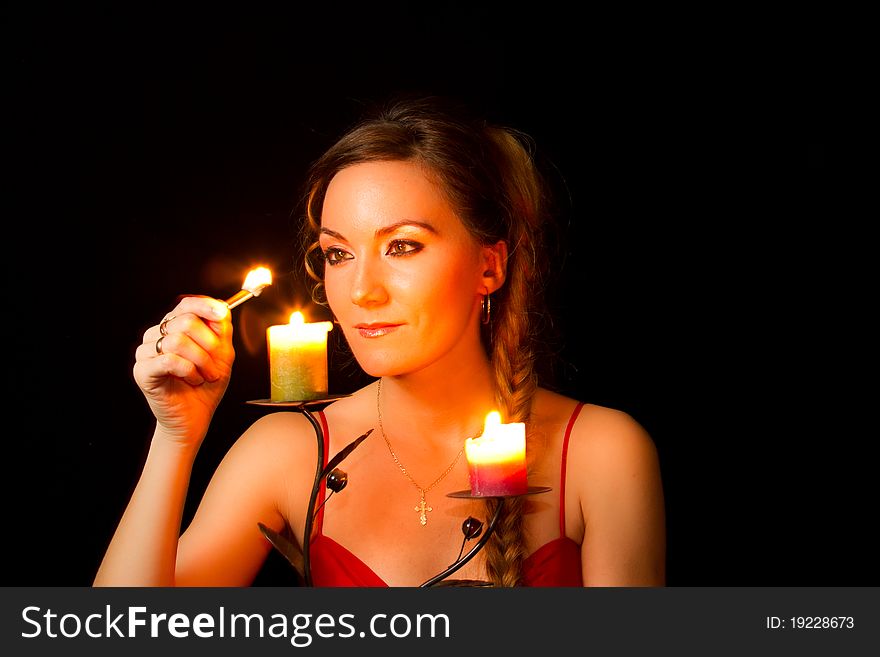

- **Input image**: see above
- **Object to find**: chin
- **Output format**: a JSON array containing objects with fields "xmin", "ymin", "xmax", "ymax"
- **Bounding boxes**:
[{"xmin": 349, "ymin": 348, "xmax": 407, "ymax": 378}]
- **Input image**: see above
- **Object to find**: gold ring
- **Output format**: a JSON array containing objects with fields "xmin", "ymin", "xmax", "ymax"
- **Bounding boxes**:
[
  {"xmin": 159, "ymin": 315, "xmax": 176, "ymax": 336},
  {"xmin": 155, "ymin": 336, "xmax": 164, "ymax": 354}
]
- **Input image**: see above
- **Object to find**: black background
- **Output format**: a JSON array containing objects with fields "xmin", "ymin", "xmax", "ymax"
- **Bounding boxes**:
[{"xmin": 6, "ymin": 5, "xmax": 874, "ymax": 586}]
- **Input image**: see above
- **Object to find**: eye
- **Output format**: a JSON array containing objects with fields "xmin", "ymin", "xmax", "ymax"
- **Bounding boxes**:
[
  {"xmin": 323, "ymin": 247, "xmax": 353, "ymax": 266},
  {"xmin": 386, "ymin": 240, "xmax": 423, "ymax": 257}
]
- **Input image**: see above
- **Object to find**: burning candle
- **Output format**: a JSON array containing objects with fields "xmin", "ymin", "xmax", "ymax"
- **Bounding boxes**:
[
  {"xmin": 464, "ymin": 411, "xmax": 528, "ymax": 497},
  {"xmin": 267, "ymin": 311, "xmax": 333, "ymax": 401}
]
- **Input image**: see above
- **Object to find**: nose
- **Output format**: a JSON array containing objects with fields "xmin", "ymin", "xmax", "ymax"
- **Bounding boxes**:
[{"xmin": 350, "ymin": 256, "xmax": 389, "ymax": 307}]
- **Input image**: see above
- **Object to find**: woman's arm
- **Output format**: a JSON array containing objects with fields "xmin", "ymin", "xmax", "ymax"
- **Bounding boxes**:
[
  {"xmin": 94, "ymin": 296, "xmax": 235, "ymax": 586},
  {"xmin": 93, "ymin": 430, "xmax": 201, "ymax": 586},
  {"xmin": 572, "ymin": 406, "xmax": 666, "ymax": 586},
  {"xmin": 94, "ymin": 412, "xmax": 311, "ymax": 586},
  {"xmin": 173, "ymin": 411, "xmax": 315, "ymax": 586}
]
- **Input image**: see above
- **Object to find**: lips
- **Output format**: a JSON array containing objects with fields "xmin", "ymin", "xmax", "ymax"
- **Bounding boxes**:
[{"xmin": 355, "ymin": 323, "xmax": 400, "ymax": 338}]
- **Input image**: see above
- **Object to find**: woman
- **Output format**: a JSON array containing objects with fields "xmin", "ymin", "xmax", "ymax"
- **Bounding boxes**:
[{"xmin": 94, "ymin": 96, "xmax": 665, "ymax": 587}]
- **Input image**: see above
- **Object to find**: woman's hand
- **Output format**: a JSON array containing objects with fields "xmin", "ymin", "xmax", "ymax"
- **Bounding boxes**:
[{"xmin": 133, "ymin": 296, "xmax": 234, "ymax": 447}]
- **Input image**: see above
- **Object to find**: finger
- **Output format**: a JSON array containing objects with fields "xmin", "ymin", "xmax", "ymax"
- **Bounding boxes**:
[
  {"xmin": 139, "ymin": 329, "xmax": 226, "ymax": 383},
  {"xmin": 135, "ymin": 351, "xmax": 206, "ymax": 387},
  {"xmin": 159, "ymin": 314, "xmax": 176, "ymax": 336},
  {"xmin": 175, "ymin": 310, "xmax": 232, "ymax": 348},
  {"xmin": 137, "ymin": 321, "xmax": 227, "ymax": 381},
  {"xmin": 143, "ymin": 299, "xmax": 232, "ymax": 350},
  {"xmin": 144, "ymin": 297, "xmax": 230, "ymax": 342},
  {"xmin": 173, "ymin": 296, "xmax": 230, "ymax": 333}
]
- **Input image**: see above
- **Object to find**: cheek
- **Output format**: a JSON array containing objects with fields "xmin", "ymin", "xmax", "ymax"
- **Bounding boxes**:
[
  {"xmin": 323, "ymin": 274, "xmax": 348, "ymax": 315},
  {"xmin": 413, "ymin": 264, "xmax": 479, "ymax": 322},
  {"xmin": 398, "ymin": 262, "xmax": 462, "ymax": 302}
]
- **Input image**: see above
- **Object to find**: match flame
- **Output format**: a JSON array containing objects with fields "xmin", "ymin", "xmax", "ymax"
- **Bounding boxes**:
[
  {"xmin": 242, "ymin": 266, "xmax": 273, "ymax": 295},
  {"xmin": 225, "ymin": 266, "xmax": 273, "ymax": 310}
]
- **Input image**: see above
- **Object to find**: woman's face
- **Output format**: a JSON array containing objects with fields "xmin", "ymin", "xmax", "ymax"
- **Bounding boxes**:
[{"xmin": 319, "ymin": 160, "xmax": 488, "ymax": 377}]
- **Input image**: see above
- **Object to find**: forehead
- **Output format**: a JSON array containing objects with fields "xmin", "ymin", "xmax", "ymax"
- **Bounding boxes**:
[{"xmin": 322, "ymin": 160, "xmax": 459, "ymax": 230}]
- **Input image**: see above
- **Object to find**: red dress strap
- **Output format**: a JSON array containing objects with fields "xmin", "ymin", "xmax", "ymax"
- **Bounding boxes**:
[
  {"xmin": 559, "ymin": 402, "xmax": 585, "ymax": 536},
  {"xmin": 310, "ymin": 410, "xmax": 331, "ymax": 540}
]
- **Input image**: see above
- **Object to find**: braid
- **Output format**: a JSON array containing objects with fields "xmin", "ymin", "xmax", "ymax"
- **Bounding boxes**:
[
  {"xmin": 482, "ymin": 245, "xmax": 538, "ymax": 586},
  {"xmin": 483, "ymin": 320, "xmax": 535, "ymax": 586},
  {"xmin": 481, "ymin": 127, "xmax": 545, "ymax": 587}
]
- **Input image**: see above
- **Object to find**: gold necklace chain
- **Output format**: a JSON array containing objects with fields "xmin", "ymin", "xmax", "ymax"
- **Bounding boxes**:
[{"xmin": 376, "ymin": 379, "xmax": 464, "ymax": 526}]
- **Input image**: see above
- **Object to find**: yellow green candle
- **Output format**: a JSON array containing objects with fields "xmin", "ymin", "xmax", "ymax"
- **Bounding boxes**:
[{"xmin": 267, "ymin": 311, "xmax": 333, "ymax": 401}]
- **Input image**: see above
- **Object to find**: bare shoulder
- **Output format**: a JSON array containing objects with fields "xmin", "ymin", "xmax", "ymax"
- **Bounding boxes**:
[
  {"xmin": 235, "ymin": 410, "xmax": 316, "ymax": 450},
  {"xmin": 176, "ymin": 411, "xmax": 321, "ymax": 584},
  {"xmin": 564, "ymin": 401, "xmax": 665, "ymax": 584},
  {"xmin": 572, "ymin": 403, "xmax": 656, "ymax": 459},
  {"xmin": 217, "ymin": 411, "xmax": 318, "ymax": 482},
  {"xmin": 198, "ymin": 410, "xmax": 320, "ymax": 537},
  {"xmin": 532, "ymin": 390, "xmax": 658, "ymax": 472}
]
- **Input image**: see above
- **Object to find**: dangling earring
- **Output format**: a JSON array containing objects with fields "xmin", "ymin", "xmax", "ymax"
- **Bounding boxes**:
[{"xmin": 481, "ymin": 293, "xmax": 492, "ymax": 325}]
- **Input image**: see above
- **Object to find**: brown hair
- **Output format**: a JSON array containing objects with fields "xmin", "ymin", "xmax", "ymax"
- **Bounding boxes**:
[{"xmin": 301, "ymin": 95, "xmax": 555, "ymax": 586}]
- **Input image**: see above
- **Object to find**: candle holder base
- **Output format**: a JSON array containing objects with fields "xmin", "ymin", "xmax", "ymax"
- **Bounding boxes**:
[
  {"xmin": 247, "ymin": 394, "xmax": 351, "ymax": 407},
  {"xmin": 446, "ymin": 485, "xmax": 552, "ymax": 499}
]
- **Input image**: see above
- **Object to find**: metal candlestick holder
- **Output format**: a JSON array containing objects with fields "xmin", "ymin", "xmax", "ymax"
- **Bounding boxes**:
[
  {"xmin": 248, "ymin": 394, "xmax": 352, "ymax": 586},
  {"xmin": 248, "ymin": 395, "xmax": 550, "ymax": 587},
  {"xmin": 420, "ymin": 486, "xmax": 551, "ymax": 587}
]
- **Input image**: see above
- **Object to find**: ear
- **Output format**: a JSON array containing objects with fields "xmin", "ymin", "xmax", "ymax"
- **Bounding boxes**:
[{"xmin": 479, "ymin": 240, "xmax": 508, "ymax": 294}]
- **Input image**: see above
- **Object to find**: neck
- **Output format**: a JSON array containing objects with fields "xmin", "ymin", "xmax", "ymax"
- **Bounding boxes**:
[{"xmin": 377, "ymin": 365, "xmax": 496, "ymax": 448}]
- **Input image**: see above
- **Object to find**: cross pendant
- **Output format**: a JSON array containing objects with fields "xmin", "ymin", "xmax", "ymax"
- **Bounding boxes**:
[{"xmin": 414, "ymin": 491, "xmax": 433, "ymax": 525}]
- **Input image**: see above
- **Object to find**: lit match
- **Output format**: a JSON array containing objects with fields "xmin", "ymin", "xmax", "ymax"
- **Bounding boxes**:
[{"xmin": 225, "ymin": 266, "xmax": 273, "ymax": 310}]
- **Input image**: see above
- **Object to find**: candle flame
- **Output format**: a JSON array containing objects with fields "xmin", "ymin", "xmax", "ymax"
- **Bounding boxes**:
[
  {"xmin": 289, "ymin": 311, "xmax": 305, "ymax": 325},
  {"xmin": 484, "ymin": 410, "xmax": 502, "ymax": 429},
  {"xmin": 242, "ymin": 267, "xmax": 273, "ymax": 295}
]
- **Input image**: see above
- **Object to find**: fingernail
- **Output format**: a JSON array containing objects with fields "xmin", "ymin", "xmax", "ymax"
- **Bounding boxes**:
[{"xmin": 211, "ymin": 303, "xmax": 228, "ymax": 319}]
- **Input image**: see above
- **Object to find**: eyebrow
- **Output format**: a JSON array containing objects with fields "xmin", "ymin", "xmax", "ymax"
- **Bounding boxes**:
[{"xmin": 320, "ymin": 220, "xmax": 439, "ymax": 242}]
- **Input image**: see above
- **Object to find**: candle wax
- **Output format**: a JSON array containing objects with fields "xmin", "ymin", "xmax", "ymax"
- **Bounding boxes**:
[
  {"xmin": 267, "ymin": 313, "xmax": 332, "ymax": 401},
  {"xmin": 467, "ymin": 460, "xmax": 528, "ymax": 497},
  {"xmin": 465, "ymin": 411, "xmax": 528, "ymax": 496}
]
